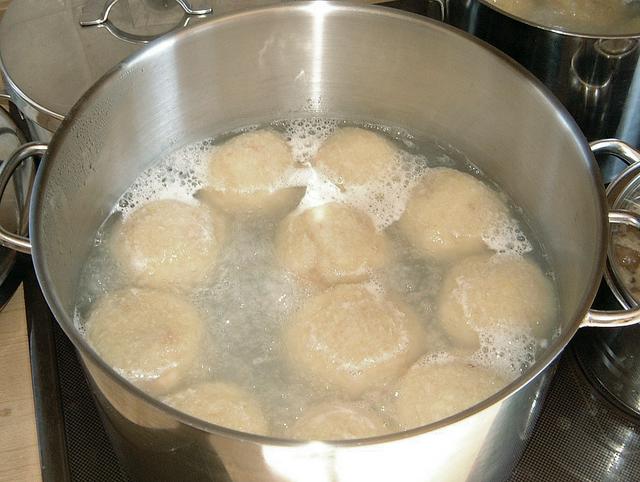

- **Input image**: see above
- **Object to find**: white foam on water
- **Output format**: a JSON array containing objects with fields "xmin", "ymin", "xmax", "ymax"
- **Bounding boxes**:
[
  {"xmin": 483, "ymin": 217, "xmax": 533, "ymax": 256},
  {"xmin": 278, "ymin": 118, "xmax": 338, "ymax": 165},
  {"xmin": 471, "ymin": 326, "xmax": 539, "ymax": 380},
  {"xmin": 415, "ymin": 351, "xmax": 454, "ymax": 367},
  {"xmin": 282, "ymin": 151, "xmax": 426, "ymax": 231},
  {"xmin": 115, "ymin": 140, "xmax": 211, "ymax": 218}
]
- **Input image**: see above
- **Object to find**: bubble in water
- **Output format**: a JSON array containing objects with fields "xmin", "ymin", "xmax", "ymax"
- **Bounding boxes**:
[
  {"xmin": 470, "ymin": 327, "xmax": 540, "ymax": 379},
  {"xmin": 482, "ymin": 218, "xmax": 533, "ymax": 256},
  {"xmin": 114, "ymin": 141, "xmax": 211, "ymax": 218},
  {"xmin": 275, "ymin": 118, "xmax": 338, "ymax": 164}
]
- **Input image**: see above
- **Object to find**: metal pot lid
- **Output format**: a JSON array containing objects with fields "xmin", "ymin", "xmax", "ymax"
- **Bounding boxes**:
[
  {"xmin": 0, "ymin": 0, "xmax": 279, "ymax": 131},
  {"xmin": 481, "ymin": 0, "xmax": 640, "ymax": 38},
  {"xmin": 605, "ymin": 160, "xmax": 640, "ymax": 308}
]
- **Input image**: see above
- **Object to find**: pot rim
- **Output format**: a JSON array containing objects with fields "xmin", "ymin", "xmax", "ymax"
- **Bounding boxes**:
[
  {"xmin": 30, "ymin": 1, "xmax": 607, "ymax": 447},
  {"xmin": 476, "ymin": 0, "xmax": 640, "ymax": 39}
]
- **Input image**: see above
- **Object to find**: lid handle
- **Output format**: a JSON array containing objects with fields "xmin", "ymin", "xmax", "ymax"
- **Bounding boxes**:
[{"xmin": 80, "ymin": 0, "xmax": 212, "ymax": 27}]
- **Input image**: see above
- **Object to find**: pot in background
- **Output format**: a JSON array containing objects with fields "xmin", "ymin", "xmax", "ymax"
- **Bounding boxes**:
[
  {"xmin": 576, "ymin": 149, "xmax": 640, "ymax": 417},
  {"xmin": 2, "ymin": 3, "xmax": 640, "ymax": 481},
  {"xmin": 441, "ymin": 0, "xmax": 640, "ymax": 180}
]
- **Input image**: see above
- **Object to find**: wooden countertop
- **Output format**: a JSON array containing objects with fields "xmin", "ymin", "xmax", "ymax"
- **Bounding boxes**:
[{"xmin": 0, "ymin": 286, "xmax": 41, "ymax": 482}]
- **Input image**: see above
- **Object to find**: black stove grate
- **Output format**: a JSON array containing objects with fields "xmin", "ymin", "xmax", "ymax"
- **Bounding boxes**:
[
  {"xmin": 512, "ymin": 334, "xmax": 640, "ymax": 482},
  {"xmin": 53, "ymin": 321, "xmax": 129, "ymax": 482}
]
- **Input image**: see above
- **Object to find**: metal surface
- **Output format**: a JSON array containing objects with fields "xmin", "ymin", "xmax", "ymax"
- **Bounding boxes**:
[
  {"xmin": 0, "ymin": 142, "xmax": 46, "ymax": 253},
  {"xmin": 0, "ymin": 0, "xmax": 280, "ymax": 133},
  {"xmin": 606, "ymin": 163, "xmax": 640, "ymax": 308},
  {"xmin": 444, "ymin": 0, "xmax": 640, "ymax": 155},
  {"xmin": 80, "ymin": 0, "xmax": 213, "ymax": 44},
  {"xmin": 20, "ymin": 2, "xmax": 625, "ymax": 480},
  {"xmin": 0, "ymin": 106, "xmax": 30, "ymax": 305},
  {"xmin": 575, "ymin": 143, "xmax": 640, "ymax": 417},
  {"xmin": 515, "ymin": 340, "xmax": 640, "ymax": 482},
  {"xmin": 27, "ymin": 288, "xmax": 640, "ymax": 482},
  {"xmin": 80, "ymin": 0, "xmax": 212, "ymax": 26},
  {"xmin": 591, "ymin": 138, "xmax": 640, "ymax": 166}
]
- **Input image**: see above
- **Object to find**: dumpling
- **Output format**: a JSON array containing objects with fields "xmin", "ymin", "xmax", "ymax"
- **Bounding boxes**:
[
  {"xmin": 112, "ymin": 199, "xmax": 225, "ymax": 289},
  {"xmin": 284, "ymin": 284, "xmax": 425, "ymax": 396},
  {"xmin": 163, "ymin": 382, "xmax": 268, "ymax": 435},
  {"xmin": 438, "ymin": 254, "xmax": 557, "ymax": 348},
  {"xmin": 314, "ymin": 127, "xmax": 397, "ymax": 188},
  {"xmin": 204, "ymin": 129, "xmax": 304, "ymax": 215},
  {"xmin": 392, "ymin": 356, "xmax": 506, "ymax": 429},
  {"xmin": 398, "ymin": 167, "xmax": 510, "ymax": 262},
  {"xmin": 275, "ymin": 202, "xmax": 390, "ymax": 285},
  {"xmin": 289, "ymin": 400, "xmax": 389, "ymax": 440},
  {"xmin": 85, "ymin": 288, "xmax": 204, "ymax": 395}
]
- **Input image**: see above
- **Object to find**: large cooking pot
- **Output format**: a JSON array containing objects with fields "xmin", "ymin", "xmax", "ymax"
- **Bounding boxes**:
[
  {"xmin": 442, "ymin": 1, "xmax": 640, "ymax": 161},
  {"xmin": 3, "ymin": 3, "xmax": 640, "ymax": 481}
]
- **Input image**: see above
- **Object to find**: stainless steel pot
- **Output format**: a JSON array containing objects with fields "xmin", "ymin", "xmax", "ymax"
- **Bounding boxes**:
[
  {"xmin": 3, "ymin": 3, "xmax": 640, "ymax": 481},
  {"xmin": 442, "ymin": 1, "xmax": 640, "ymax": 166},
  {"xmin": 575, "ymin": 150, "xmax": 640, "ymax": 416}
]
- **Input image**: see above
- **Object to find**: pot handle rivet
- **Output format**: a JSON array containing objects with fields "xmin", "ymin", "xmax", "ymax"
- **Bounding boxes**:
[
  {"xmin": 0, "ymin": 143, "xmax": 47, "ymax": 255},
  {"xmin": 584, "ymin": 210, "xmax": 640, "ymax": 328}
]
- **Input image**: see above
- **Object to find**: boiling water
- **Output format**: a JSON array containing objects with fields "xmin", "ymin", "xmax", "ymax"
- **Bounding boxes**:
[{"xmin": 74, "ymin": 118, "xmax": 558, "ymax": 437}]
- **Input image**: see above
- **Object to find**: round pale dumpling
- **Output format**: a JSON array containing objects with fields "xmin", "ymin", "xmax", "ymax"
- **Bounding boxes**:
[
  {"xmin": 113, "ymin": 199, "xmax": 225, "ymax": 288},
  {"xmin": 284, "ymin": 284, "xmax": 426, "ymax": 396},
  {"xmin": 204, "ymin": 129, "xmax": 304, "ymax": 215},
  {"xmin": 275, "ymin": 202, "xmax": 390, "ymax": 285},
  {"xmin": 314, "ymin": 127, "xmax": 397, "ymax": 188},
  {"xmin": 393, "ymin": 357, "xmax": 506, "ymax": 429},
  {"xmin": 163, "ymin": 382, "xmax": 268, "ymax": 435},
  {"xmin": 438, "ymin": 254, "xmax": 557, "ymax": 348},
  {"xmin": 289, "ymin": 400, "xmax": 389, "ymax": 440},
  {"xmin": 86, "ymin": 288, "xmax": 204, "ymax": 396},
  {"xmin": 398, "ymin": 167, "xmax": 510, "ymax": 261}
]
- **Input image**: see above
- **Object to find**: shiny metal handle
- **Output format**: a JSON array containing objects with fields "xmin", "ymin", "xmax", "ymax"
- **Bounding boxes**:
[
  {"xmin": 0, "ymin": 143, "xmax": 47, "ymax": 254},
  {"xmin": 80, "ymin": 0, "xmax": 212, "ymax": 44},
  {"xmin": 425, "ymin": 0, "xmax": 448, "ymax": 21},
  {"xmin": 583, "ymin": 210, "xmax": 640, "ymax": 327},
  {"xmin": 0, "ymin": 90, "xmax": 13, "ymax": 113},
  {"xmin": 80, "ymin": 0, "xmax": 212, "ymax": 25},
  {"xmin": 99, "ymin": 16, "xmax": 193, "ymax": 45},
  {"xmin": 590, "ymin": 138, "xmax": 640, "ymax": 166}
]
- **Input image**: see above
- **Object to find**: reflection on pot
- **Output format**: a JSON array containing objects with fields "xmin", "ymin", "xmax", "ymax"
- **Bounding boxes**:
[
  {"xmin": 569, "ymin": 39, "xmax": 638, "ymax": 144},
  {"xmin": 445, "ymin": 1, "xmax": 640, "ymax": 150}
]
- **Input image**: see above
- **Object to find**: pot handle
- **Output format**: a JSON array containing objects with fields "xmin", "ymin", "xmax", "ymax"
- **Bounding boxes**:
[
  {"xmin": 79, "ymin": 0, "xmax": 212, "ymax": 44},
  {"xmin": 0, "ymin": 143, "xmax": 48, "ymax": 255},
  {"xmin": 590, "ymin": 138, "xmax": 640, "ymax": 166},
  {"xmin": 584, "ymin": 210, "xmax": 640, "ymax": 327},
  {"xmin": 582, "ymin": 138, "xmax": 640, "ymax": 327},
  {"xmin": 425, "ymin": 0, "xmax": 448, "ymax": 21}
]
